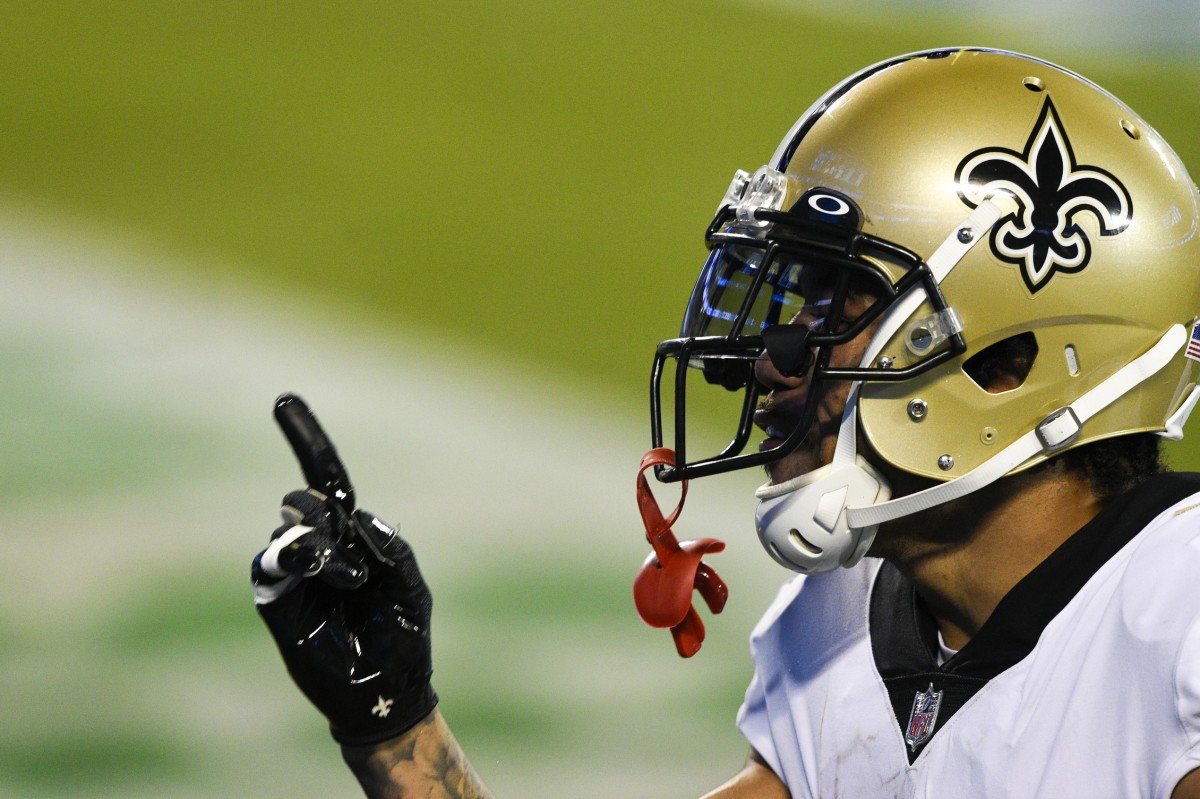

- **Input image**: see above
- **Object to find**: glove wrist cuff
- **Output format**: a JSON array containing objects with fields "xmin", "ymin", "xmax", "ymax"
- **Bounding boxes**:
[{"xmin": 330, "ymin": 688, "xmax": 439, "ymax": 747}]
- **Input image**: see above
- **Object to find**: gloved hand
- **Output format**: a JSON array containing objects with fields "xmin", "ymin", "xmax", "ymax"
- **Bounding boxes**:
[{"xmin": 252, "ymin": 489, "xmax": 437, "ymax": 746}]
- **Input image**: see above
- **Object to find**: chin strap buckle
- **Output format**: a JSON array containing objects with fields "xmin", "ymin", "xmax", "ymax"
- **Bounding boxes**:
[
  {"xmin": 633, "ymin": 448, "xmax": 728, "ymax": 658},
  {"xmin": 1036, "ymin": 406, "xmax": 1082, "ymax": 451}
]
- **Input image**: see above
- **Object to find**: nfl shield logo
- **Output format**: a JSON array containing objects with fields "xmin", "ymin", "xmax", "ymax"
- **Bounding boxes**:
[{"xmin": 905, "ymin": 682, "xmax": 943, "ymax": 751}]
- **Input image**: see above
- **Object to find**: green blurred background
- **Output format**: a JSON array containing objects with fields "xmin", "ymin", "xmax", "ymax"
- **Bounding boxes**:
[{"xmin": 1, "ymin": 2, "xmax": 1197, "ymax": 797}]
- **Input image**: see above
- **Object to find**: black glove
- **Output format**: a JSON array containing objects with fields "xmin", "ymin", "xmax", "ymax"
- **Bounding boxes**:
[{"xmin": 252, "ymin": 489, "xmax": 437, "ymax": 746}]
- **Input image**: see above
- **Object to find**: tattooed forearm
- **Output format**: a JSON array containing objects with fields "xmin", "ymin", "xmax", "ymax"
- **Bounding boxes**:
[{"xmin": 343, "ymin": 711, "xmax": 495, "ymax": 799}]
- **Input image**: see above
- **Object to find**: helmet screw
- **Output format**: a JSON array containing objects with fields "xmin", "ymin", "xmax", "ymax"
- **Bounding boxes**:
[
  {"xmin": 877, "ymin": 356, "xmax": 894, "ymax": 369},
  {"xmin": 957, "ymin": 227, "xmax": 974, "ymax": 243},
  {"xmin": 937, "ymin": 454, "xmax": 955, "ymax": 471},
  {"xmin": 907, "ymin": 399, "xmax": 928, "ymax": 421}
]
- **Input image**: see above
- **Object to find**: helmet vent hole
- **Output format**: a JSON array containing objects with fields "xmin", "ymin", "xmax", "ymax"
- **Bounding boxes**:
[
  {"xmin": 1022, "ymin": 76, "xmax": 1045, "ymax": 92},
  {"xmin": 963, "ymin": 332, "xmax": 1039, "ymax": 393},
  {"xmin": 1120, "ymin": 119, "xmax": 1141, "ymax": 140},
  {"xmin": 1065, "ymin": 344, "xmax": 1081, "ymax": 376}
]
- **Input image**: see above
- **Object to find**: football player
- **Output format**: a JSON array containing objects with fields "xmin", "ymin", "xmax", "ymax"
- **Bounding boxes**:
[{"xmin": 253, "ymin": 48, "xmax": 1200, "ymax": 798}]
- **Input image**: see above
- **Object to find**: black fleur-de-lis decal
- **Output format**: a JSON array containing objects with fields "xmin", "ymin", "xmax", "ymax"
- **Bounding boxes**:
[{"xmin": 955, "ymin": 97, "xmax": 1132, "ymax": 294}]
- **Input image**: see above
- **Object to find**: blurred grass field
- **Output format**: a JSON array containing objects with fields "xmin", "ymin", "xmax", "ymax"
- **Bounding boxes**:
[{"xmin": 2, "ymin": 2, "xmax": 1199, "ymax": 797}]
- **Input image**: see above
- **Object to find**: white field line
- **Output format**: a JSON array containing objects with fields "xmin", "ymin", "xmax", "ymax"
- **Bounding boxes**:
[
  {"xmin": 0, "ymin": 212, "xmax": 790, "ymax": 799},
  {"xmin": 728, "ymin": 0, "xmax": 1197, "ymax": 58},
  {"xmin": 0, "ymin": 211, "xmax": 776, "ymax": 627}
]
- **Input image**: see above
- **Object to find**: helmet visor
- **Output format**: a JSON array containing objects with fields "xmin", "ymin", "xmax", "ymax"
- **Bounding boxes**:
[{"xmin": 681, "ymin": 244, "xmax": 811, "ymax": 340}]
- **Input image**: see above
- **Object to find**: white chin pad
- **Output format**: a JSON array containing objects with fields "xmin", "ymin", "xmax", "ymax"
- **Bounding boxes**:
[{"xmin": 754, "ymin": 456, "xmax": 891, "ymax": 574}]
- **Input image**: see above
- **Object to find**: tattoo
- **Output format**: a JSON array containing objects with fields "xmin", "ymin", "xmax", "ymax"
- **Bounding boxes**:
[
  {"xmin": 391, "ymin": 731, "xmax": 418, "ymax": 764},
  {"xmin": 344, "ymin": 712, "xmax": 494, "ymax": 799}
]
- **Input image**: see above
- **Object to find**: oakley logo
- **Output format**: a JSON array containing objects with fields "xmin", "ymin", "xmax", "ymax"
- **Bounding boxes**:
[
  {"xmin": 956, "ymin": 97, "xmax": 1132, "ymax": 294},
  {"xmin": 807, "ymin": 193, "xmax": 852, "ymax": 216}
]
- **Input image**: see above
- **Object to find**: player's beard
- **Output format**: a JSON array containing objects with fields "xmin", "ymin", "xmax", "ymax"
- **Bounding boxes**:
[{"xmin": 759, "ymin": 378, "xmax": 855, "ymax": 487}]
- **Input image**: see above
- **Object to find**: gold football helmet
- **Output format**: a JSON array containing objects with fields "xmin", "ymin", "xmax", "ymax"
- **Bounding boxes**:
[{"xmin": 651, "ymin": 48, "xmax": 1200, "ymax": 572}]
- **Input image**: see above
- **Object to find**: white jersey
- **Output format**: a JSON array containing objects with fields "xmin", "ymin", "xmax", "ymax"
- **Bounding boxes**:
[{"xmin": 738, "ymin": 474, "xmax": 1200, "ymax": 798}]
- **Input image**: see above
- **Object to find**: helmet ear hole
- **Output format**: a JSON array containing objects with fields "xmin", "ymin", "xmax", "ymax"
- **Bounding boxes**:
[{"xmin": 963, "ymin": 332, "xmax": 1039, "ymax": 393}]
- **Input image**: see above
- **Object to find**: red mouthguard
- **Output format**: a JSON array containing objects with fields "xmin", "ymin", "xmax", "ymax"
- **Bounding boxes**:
[{"xmin": 633, "ymin": 448, "xmax": 728, "ymax": 657}]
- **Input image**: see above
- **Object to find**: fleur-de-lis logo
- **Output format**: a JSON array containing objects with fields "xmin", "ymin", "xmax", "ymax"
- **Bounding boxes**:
[
  {"xmin": 956, "ymin": 97, "xmax": 1132, "ymax": 294},
  {"xmin": 371, "ymin": 695, "xmax": 394, "ymax": 718}
]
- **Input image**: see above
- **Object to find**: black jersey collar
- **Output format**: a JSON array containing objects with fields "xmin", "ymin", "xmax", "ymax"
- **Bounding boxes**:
[
  {"xmin": 873, "ymin": 471, "xmax": 1200, "ymax": 678},
  {"xmin": 868, "ymin": 472, "xmax": 1200, "ymax": 761}
]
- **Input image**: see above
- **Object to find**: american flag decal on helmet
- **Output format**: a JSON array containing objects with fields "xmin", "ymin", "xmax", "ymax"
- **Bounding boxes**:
[
  {"xmin": 905, "ymin": 682, "xmax": 943, "ymax": 752},
  {"xmin": 1186, "ymin": 323, "xmax": 1200, "ymax": 362}
]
